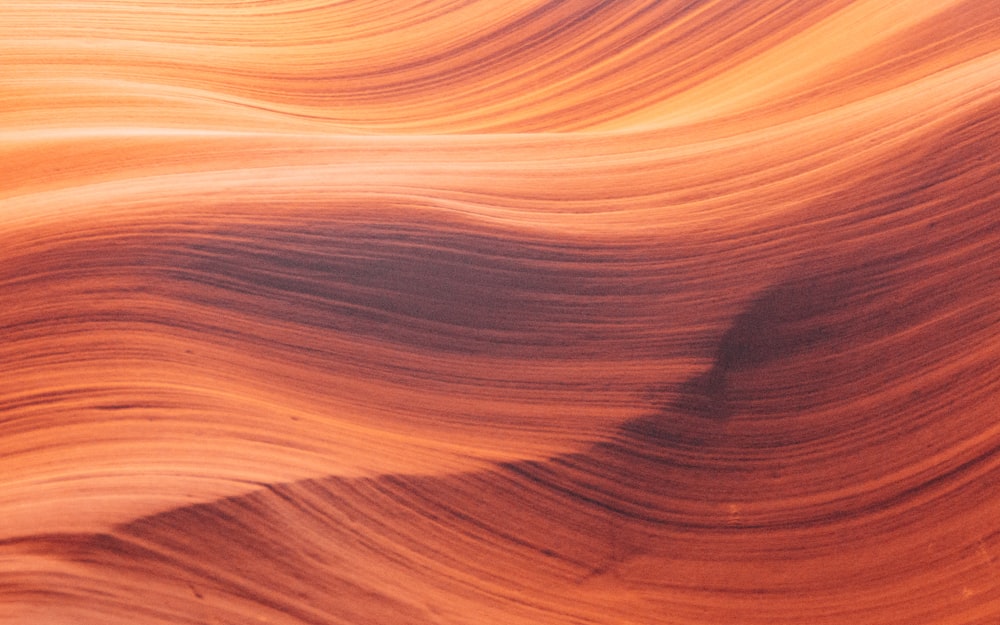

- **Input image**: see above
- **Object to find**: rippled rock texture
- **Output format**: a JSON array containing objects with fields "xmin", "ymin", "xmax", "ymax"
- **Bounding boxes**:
[{"xmin": 3, "ymin": 1, "xmax": 1000, "ymax": 623}]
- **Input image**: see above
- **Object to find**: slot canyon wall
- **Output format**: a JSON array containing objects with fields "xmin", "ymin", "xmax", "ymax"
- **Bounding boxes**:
[{"xmin": 2, "ymin": 1, "xmax": 1000, "ymax": 623}]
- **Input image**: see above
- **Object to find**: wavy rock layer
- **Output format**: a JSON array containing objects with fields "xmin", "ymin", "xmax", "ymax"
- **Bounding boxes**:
[{"xmin": 2, "ymin": 1, "xmax": 1000, "ymax": 623}]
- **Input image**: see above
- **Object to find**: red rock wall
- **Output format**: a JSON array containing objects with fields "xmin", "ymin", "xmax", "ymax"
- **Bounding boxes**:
[{"xmin": 2, "ymin": 1, "xmax": 999, "ymax": 623}]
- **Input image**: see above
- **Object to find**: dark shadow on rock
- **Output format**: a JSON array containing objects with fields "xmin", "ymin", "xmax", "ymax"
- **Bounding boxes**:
[{"xmin": 623, "ymin": 272, "xmax": 861, "ymax": 450}]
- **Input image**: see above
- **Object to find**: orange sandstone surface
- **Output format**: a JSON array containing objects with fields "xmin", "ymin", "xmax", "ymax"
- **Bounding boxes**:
[{"xmin": 2, "ymin": 1, "xmax": 1000, "ymax": 623}]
